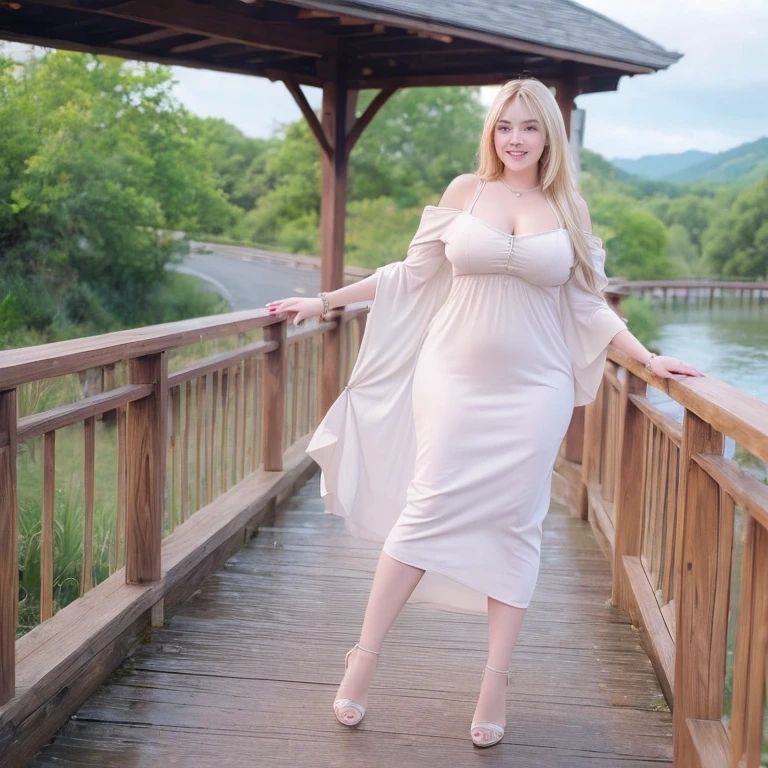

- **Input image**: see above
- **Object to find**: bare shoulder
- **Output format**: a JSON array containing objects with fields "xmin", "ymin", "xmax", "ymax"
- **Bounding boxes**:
[
  {"xmin": 574, "ymin": 192, "xmax": 593, "ymax": 233},
  {"xmin": 438, "ymin": 173, "xmax": 480, "ymax": 210}
]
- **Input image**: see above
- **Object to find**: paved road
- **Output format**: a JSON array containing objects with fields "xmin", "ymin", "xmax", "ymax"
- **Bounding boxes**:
[{"xmin": 180, "ymin": 242, "xmax": 322, "ymax": 311}]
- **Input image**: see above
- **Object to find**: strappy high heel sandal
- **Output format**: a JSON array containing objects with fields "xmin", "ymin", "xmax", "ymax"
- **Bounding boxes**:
[
  {"xmin": 470, "ymin": 663, "xmax": 510, "ymax": 748},
  {"xmin": 333, "ymin": 642, "xmax": 380, "ymax": 726}
]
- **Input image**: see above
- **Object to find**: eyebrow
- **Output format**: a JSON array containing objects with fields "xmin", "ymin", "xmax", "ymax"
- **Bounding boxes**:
[{"xmin": 497, "ymin": 118, "xmax": 540, "ymax": 124}]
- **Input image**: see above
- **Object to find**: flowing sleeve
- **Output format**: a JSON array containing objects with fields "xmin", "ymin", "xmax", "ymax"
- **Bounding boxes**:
[
  {"xmin": 559, "ymin": 233, "xmax": 628, "ymax": 406},
  {"xmin": 306, "ymin": 205, "xmax": 459, "ymax": 541}
]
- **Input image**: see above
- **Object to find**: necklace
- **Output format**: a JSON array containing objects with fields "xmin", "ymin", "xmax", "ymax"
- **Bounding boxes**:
[{"xmin": 500, "ymin": 178, "xmax": 541, "ymax": 197}]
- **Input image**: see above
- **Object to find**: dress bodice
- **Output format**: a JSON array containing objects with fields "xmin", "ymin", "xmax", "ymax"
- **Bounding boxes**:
[
  {"xmin": 440, "ymin": 210, "xmax": 575, "ymax": 287},
  {"xmin": 434, "ymin": 179, "xmax": 575, "ymax": 287}
]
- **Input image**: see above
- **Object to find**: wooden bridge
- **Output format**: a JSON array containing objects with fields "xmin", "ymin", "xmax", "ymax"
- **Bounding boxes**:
[
  {"xmin": 608, "ymin": 278, "xmax": 768, "ymax": 307},
  {"xmin": 1, "ymin": 303, "xmax": 766, "ymax": 767}
]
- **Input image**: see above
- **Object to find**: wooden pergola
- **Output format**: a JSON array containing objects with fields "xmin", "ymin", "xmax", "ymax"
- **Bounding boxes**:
[{"xmin": 1, "ymin": 0, "xmax": 680, "ymax": 289}]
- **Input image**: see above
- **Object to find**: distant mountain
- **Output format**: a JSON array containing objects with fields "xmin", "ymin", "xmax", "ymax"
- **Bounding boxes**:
[
  {"xmin": 663, "ymin": 137, "xmax": 768, "ymax": 185},
  {"xmin": 609, "ymin": 137, "xmax": 768, "ymax": 185},
  {"xmin": 611, "ymin": 150, "xmax": 712, "ymax": 181}
]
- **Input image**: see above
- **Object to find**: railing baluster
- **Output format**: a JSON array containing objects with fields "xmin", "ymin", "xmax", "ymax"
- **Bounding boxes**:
[
  {"xmin": 219, "ymin": 368, "xmax": 230, "ymax": 495},
  {"xmin": 41, "ymin": 431, "xmax": 55, "ymax": 620},
  {"xmin": 612, "ymin": 370, "xmax": 647, "ymax": 609},
  {"xmin": 235, "ymin": 361, "xmax": 243, "ymax": 484},
  {"xmin": 181, "ymin": 381, "xmax": 191, "ymax": 523},
  {"xmin": 81, "ymin": 416, "xmax": 96, "ymax": 594},
  {"xmin": 196, "ymin": 376, "xmax": 204, "ymax": 511},
  {"xmin": 169, "ymin": 385, "xmax": 180, "ymax": 532},
  {"xmin": 262, "ymin": 320, "xmax": 287, "ymax": 472},
  {"xmin": 0, "ymin": 387, "xmax": 18, "ymax": 705},
  {"xmin": 115, "ymin": 404, "xmax": 126, "ymax": 571}
]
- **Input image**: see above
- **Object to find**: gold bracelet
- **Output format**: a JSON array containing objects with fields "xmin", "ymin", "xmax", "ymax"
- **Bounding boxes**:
[
  {"xmin": 644, "ymin": 353, "xmax": 657, "ymax": 371},
  {"xmin": 318, "ymin": 292, "xmax": 330, "ymax": 319}
]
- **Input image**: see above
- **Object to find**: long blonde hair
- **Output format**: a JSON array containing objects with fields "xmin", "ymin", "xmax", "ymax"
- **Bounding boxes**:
[{"xmin": 476, "ymin": 78, "xmax": 601, "ymax": 295}]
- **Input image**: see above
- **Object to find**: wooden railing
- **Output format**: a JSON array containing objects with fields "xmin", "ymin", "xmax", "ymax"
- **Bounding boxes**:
[
  {"xmin": 0, "ymin": 305, "xmax": 367, "ymax": 767},
  {"xmin": 1, "ymin": 290, "xmax": 766, "ymax": 767},
  {"xmin": 560, "ymin": 345, "xmax": 768, "ymax": 768}
]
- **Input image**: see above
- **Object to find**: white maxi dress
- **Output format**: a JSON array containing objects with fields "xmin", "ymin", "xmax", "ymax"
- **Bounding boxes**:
[{"xmin": 306, "ymin": 180, "xmax": 628, "ymax": 614}]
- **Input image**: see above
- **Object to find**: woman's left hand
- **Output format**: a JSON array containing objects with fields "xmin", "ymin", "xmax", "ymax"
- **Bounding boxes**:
[{"xmin": 648, "ymin": 355, "xmax": 705, "ymax": 379}]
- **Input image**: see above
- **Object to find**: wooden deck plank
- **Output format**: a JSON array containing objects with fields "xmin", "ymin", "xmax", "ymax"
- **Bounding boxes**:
[{"xmin": 29, "ymin": 471, "xmax": 672, "ymax": 766}]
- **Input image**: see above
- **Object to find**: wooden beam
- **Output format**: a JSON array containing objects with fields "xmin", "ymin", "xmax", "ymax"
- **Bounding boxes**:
[
  {"xmin": 345, "ymin": 86, "xmax": 396, "ymax": 154},
  {"xmin": 170, "ymin": 37, "xmax": 228, "ymax": 55},
  {"xmin": 116, "ymin": 27, "xmax": 180, "ymax": 45},
  {"xmin": 284, "ymin": 77, "xmax": 333, "ymax": 159},
  {"xmin": 0, "ymin": 26, "xmax": 325, "ymax": 84},
  {"xmin": 29, "ymin": 0, "xmax": 333, "ymax": 57}
]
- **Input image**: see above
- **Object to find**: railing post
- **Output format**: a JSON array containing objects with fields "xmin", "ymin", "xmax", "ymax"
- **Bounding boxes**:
[
  {"xmin": 612, "ymin": 370, "xmax": 647, "ymax": 609},
  {"xmin": 262, "ymin": 319, "xmax": 287, "ymax": 471},
  {"xmin": 126, "ymin": 353, "xmax": 167, "ymax": 584},
  {"xmin": 0, "ymin": 388, "xmax": 18, "ymax": 705},
  {"xmin": 578, "ymin": 384, "xmax": 605, "ymax": 520},
  {"xmin": 564, "ymin": 406, "xmax": 585, "ymax": 464},
  {"xmin": 672, "ymin": 409, "xmax": 725, "ymax": 766}
]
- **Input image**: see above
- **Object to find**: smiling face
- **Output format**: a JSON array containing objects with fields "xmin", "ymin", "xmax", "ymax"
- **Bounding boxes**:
[{"xmin": 493, "ymin": 97, "xmax": 548, "ymax": 176}]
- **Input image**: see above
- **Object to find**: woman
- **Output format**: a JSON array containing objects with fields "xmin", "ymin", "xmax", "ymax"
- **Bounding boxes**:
[{"xmin": 266, "ymin": 77, "xmax": 704, "ymax": 748}]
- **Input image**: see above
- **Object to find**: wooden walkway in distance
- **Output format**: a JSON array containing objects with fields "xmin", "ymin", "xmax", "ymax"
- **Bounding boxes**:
[{"xmin": 29, "ymin": 471, "xmax": 673, "ymax": 767}]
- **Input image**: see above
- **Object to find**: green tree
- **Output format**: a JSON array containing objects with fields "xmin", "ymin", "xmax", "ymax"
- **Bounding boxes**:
[
  {"xmin": 0, "ymin": 51, "xmax": 238, "ymax": 335},
  {"xmin": 350, "ymin": 87, "xmax": 486, "ymax": 205},
  {"xmin": 702, "ymin": 175, "xmax": 768, "ymax": 278}
]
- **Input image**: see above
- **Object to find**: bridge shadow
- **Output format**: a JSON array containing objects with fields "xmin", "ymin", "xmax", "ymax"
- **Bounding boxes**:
[{"xmin": 29, "ymin": 471, "xmax": 672, "ymax": 767}]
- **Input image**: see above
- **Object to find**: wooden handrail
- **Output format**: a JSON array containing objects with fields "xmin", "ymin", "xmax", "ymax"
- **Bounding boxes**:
[
  {"xmin": 0, "ymin": 300, "xmax": 370, "ymax": 752},
  {"xmin": 567, "ymin": 342, "xmax": 768, "ymax": 768}
]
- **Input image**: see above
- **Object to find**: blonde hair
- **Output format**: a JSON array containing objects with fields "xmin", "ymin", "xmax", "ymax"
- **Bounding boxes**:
[{"xmin": 476, "ymin": 77, "xmax": 601, "ymax": 295}]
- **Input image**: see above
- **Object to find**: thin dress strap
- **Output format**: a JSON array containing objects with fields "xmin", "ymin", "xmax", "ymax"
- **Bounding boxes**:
[
  {"xmin": 466, "ymin": 179, "xmax": 486, "ymax": 213},
  {"xmin": 545, "ymin": 194, "xmax": 564, "ymax": 228}
]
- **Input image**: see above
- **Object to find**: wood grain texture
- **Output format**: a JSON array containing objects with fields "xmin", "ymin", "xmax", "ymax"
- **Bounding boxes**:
[
  {"xmin": 1, "ymin": 440, "xmax": 315, "ymax": 768},
  {"xmin": 613, "ymin": 370, "xmax": 648, "ymax": 610},
  {"xmin": 262, "ymin": 320, "xmax": 287, "ymax": 472},
  {"xmin": 0, "ymin": 388, "xmax": 18, "ymax": 705},
  {"xmin": 126, "ymin": 353, "xmax": 167, "ymax": 584},
  {"xmin": 672, "ymin": 410, "xmax": 726, "ymax": 766},
  {"xmin": 27, "ymin": 472, "xmax": 673, "ymax": 767}
]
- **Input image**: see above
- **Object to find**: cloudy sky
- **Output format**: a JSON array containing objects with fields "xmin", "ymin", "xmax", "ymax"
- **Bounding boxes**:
[
  {"xmin": 4, "ymin": 2, "xmax": 766, "ymax": 160},
  {"xmin": 167, "ymin": 0, "xmax": 768, "ymax": 161}
]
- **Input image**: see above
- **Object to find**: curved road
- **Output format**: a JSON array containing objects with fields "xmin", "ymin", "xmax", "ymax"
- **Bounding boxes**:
[{"xmin": 180, "ymin": 242, "xmax": 322, "ymax": 311}]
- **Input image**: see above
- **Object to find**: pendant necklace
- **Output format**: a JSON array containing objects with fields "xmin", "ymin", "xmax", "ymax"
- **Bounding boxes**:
[{"xmin": 500, "ymin": 178, "xmax": 541, "ymax": 197}]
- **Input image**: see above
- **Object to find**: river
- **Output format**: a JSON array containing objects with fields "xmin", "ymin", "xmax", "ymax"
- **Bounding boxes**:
[{"xmin": 642, "ymin": 300, "xmax": 767, "ymax": 481}]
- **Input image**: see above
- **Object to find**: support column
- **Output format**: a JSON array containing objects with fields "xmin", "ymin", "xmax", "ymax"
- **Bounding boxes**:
[
  {"xmin": 319, "ymin": 66, "xmax": 355, "ymax": 294},
  {"xmin": 284, "ymin": 68, "xmax": 394, "ymax": 418},
  {"xmin": 553, "ymin": 78, "xmax": 579, "ymax": 140}
]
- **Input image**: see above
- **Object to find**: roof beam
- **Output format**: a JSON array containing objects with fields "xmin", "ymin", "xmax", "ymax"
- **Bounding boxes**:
[
  {"xmin": 0, "ymin": 24, "xmax": 323, "ymax": 85},
  {"xmin": 27, "ymin": 0, "xmax": 334, "ymax": 58}
]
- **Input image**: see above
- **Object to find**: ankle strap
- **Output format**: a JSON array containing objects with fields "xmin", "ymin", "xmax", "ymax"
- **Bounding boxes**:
[
  {"xmin": 485, "ymin": 663, "xmax": 509, "ymax": 675},
  {"xmin": 356, "ymin": 642, "xmax": 380, "ymax": 656}
]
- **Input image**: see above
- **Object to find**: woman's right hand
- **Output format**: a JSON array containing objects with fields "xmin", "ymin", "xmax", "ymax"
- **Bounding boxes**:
[{"xmin": 266, "ymin": 296, "xmax": 326, "ymax": 326}]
